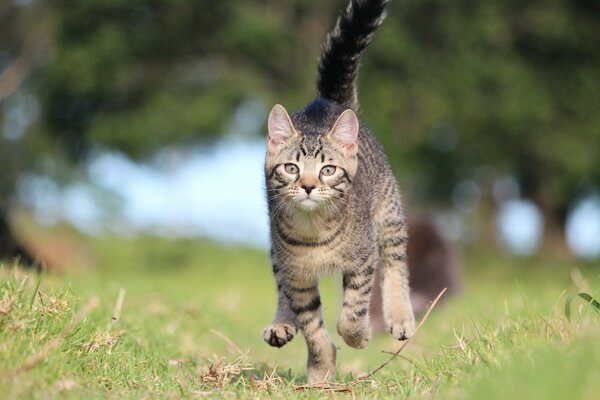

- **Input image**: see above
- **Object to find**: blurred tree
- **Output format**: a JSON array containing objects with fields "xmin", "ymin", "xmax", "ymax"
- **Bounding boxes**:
[
  {"xmin": 361, "ymin": 0, "xmax": 600, "ymax": 229},
  {"xmin": 39, "ymin": 0, "xmax": 341, "ymax": 160},
  {"xmin": 1, "ymin": 0, "xmax": 600, "ymax": 261}
]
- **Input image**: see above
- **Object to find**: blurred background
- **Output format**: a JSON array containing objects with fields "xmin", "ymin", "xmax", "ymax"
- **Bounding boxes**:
[{"xmin": 1, "ymin": 0, "xmax": 600, "ymax": 266}]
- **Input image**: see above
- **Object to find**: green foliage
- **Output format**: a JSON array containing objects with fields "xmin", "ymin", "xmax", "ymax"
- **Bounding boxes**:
[
  {"xmin": 565, "ymin": 292, "xmax": 600, "ymax": 321},
  {"xmin": 360, "ymin": 0, "xmax": 600, "ymax": 208},
  {"xmin": 88, "ymin": 84, "xmax": 244, "ymax": 157},
  {"xmin": 35, "ymin": 0, "xmax": 333, "ymax": 161}
]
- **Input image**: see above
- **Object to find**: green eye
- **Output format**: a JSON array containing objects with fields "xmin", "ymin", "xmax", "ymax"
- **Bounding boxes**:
[
  {"xmin": 321, "ymin": 165, "xmax": 336, "ymax": 176},
  {"xmin": 284, "ymin": 163, "xmax": 299, "ymax": 174}
]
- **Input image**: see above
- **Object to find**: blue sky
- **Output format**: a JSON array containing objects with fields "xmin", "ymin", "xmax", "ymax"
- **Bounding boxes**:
[{"xmin": 25, "ymin": 139, "xmax": 272, "ymax": 248}]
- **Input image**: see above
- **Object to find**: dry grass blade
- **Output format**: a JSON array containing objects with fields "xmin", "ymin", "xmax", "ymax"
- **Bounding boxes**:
[
  {"xmin": 294, "ymin": 382, "xmax": 354, "ymax": 393},
  {"xmin": 110, "ymin": 288, "xmax": 126, "ymax": 323},
  {"xmin": 356, "ymin": 287, "xmax": 447, "ymax": 382},
  {"xmin": 199, "ymin": 352, "xmax": 253, "ymax": 389},
  {"xmin": 209, "ymin": 328, "xmax": 245, "ymax": 356},
  {"xmin": 0, "ymin": 296, "xmax": 100, "ymax": 379},
  {"xmin": 292, "ymin": 370, "xmax": 353, "ymax": 392},
  {"xmin": 248, "ymin": 365, "xmax": 287, "ymax": 392}
]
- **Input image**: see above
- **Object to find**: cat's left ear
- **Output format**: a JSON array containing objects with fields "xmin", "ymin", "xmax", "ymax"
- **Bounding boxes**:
[
  {"xmin": 325, "ymin": 109, "xmax": 359, "ymax": 157},
  {"xmin": 267, "ymin": 104, "xmax": 297, "ymax": 154}
]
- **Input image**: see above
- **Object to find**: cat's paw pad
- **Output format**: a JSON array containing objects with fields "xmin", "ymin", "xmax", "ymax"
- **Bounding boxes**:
[
  {"xmin": 263, "ymin": 323, "xmax": 296, "ymax": 348},
  {"xmin": 337, "ymin": 315, "xmax": 371, "ymax": 349},
  {"xmin": 386, "ymin": 316, "xmax": 415, "ymax": 341}
]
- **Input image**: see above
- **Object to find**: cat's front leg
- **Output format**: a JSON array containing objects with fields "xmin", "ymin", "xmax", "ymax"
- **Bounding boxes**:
[
  {"xmin": 379, "ymin": 217, "xmax": 416, "ymax": 340},
  {"xmin": 263, "ymin": 263, "xmax": 298, "ymax": 347},
  {"xmin": 337, "ymin": 252, "xmax": 378, "ymax": 349},
  {"xmin": 263, "ymin": 298, "xmax": 297, "ymax": 348}
]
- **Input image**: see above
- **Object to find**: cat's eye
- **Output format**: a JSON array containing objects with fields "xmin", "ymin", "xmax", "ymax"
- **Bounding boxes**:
[
  {"xmin": 284, "ymin": 163, "xmax": 299, "ymax": 174},
  {"xmin": 321, "ymin": 165, "xmax": 336, "ymax": 176}
]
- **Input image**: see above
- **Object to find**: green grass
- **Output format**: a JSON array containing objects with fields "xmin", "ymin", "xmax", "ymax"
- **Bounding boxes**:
[{"xmin": 1, "ymin": 236, "xmax": 599, "ymax": 398}]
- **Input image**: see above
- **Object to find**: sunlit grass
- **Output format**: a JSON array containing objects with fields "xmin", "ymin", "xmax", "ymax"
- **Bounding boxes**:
[{"xmin": 1, "ymin": 237, "xmax": 599, "ymax": 398}]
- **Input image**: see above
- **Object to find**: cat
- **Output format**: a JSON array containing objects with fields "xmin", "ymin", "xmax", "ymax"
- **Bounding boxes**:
[{"xmin": 262, "ymin": 0, "xmax": 415, "ymax": 383}]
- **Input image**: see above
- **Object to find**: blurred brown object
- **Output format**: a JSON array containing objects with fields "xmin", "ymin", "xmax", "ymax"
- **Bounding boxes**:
[
  {"xmin": 0, "ymin": 211, "xmax": 94, "ymax": 272},
  {"xmin": 0, "ymin": 211, "xmax": 37, "ymax": 268},
  {"xmin": 370, "ymin": 216, "xmax": 462, "ymax": 332}
]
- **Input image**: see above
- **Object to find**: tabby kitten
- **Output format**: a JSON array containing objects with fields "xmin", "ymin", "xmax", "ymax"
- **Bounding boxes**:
[{"xmin": 263, "ymin": 0, "xmax": 415, "ymax": 383}]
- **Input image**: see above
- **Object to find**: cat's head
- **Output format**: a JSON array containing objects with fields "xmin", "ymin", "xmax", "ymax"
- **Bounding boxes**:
[{"xmin": 265, "ymin": 104, "xmax": 359, "ymax": 212}]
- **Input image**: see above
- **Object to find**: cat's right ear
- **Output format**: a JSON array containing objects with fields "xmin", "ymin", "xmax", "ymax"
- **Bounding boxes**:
[{"xmin": 267, "ymin": 104, "xmax": 297, "ymax": 153}]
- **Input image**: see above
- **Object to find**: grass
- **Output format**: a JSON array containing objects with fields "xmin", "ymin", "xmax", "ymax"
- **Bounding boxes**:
[{"xmin": 1, "ymin": 235, "xmax": 599, "ymax": 398}]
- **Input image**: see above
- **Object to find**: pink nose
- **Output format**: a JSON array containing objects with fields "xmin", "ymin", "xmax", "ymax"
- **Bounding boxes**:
[{"xmin": 302, "ymin": 185, "xmax": 315, "ymax": 195}]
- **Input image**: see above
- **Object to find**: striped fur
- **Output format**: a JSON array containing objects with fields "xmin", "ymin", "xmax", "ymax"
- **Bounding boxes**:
[
  {"xmin": 263, "ymin": 0, "xmax": 414, "ymax": 384},
  {"xmin": 317, "ymin": 0, "xmax": 390, "ymax": 110}
]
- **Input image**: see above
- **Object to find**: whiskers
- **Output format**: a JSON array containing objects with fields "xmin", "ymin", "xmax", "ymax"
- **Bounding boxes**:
[
  {"xmin": 325, "ymin": 191, "xmax": 349, "ymax": 216},
  {"xmin": 266, "ymin": 185, "xmax": 350, "ymax": 221},
  {"xmin": 267, "ymin": 188, "xmax": 292, "ymax": 220}
]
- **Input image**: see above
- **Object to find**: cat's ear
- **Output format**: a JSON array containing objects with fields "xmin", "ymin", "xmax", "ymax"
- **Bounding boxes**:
[
  {"xmin": 326, "ymin": 109, "xmax": 359, "ymax": 157},
  {"xmin": 267, "ymin": 104, "xmax": 297, "ymax": 153}
]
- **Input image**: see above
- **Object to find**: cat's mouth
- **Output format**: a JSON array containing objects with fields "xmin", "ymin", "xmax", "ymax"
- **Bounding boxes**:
[{"xmin": 296, "ymin": 197, "xmax": 320, "ymax": 211}]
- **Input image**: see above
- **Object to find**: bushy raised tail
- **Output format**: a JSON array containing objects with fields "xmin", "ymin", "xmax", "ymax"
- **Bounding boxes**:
[{"xmin": 317, "ymin": 0, "xmax": 389, "ymax": 110}]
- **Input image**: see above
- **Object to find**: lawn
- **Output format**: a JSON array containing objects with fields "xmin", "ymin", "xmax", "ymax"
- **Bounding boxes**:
[{"xmin": 1, "ymin": 235, "xmax": 599, "ymax": 398}]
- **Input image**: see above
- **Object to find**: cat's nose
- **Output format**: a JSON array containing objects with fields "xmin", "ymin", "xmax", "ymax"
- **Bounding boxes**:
[{"xmin": 302, "ymin": 185, "xmax": 316, "ymax": 195}]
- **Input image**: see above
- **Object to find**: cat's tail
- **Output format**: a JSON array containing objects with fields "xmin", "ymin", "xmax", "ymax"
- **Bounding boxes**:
[{"xmin": 317, "ymin": 0, "xmax": 389, "ymax": 110}]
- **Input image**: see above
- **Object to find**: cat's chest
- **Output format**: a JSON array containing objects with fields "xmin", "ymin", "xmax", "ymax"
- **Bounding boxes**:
[
  {"xmin": 273, "ymin": 212, "xmax": 351, "ymax": 275},
  {"xmin": 288, "ymin": 245, "xmax": 342, "ymax": 275}
]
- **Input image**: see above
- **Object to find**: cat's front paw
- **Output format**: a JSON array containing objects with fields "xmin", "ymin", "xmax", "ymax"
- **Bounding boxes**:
[
  {"xmin": 263, "ymin": 323, "xmax": 296, "ymax": 348},
  {"xmin": 337, "ymin": 313, "xmax": 371, "ymax": 349},
  {"xmin": 385, "ymin": 313, "xmax": 415, "ymax": 341}
]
